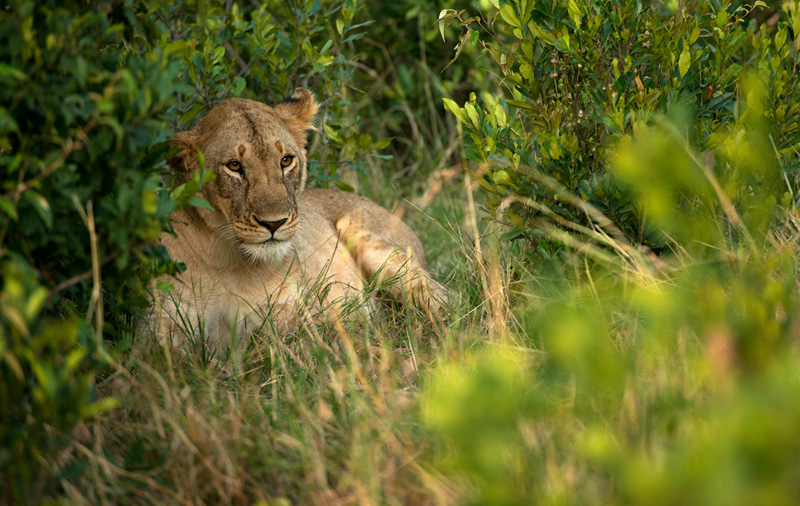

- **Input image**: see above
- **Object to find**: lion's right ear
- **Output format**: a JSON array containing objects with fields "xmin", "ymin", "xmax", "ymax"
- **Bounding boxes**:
[{"xmin": 167, "ymin": 132, "xmax": 200, "ymax": 173}]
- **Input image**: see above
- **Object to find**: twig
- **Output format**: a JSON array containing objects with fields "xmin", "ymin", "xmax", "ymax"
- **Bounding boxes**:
[
  {"xmin": 72, "ymin": 196, "xmax": 104, "ymax": 345},
  {"xmin": 259, "ymin": 54, "xmax": 294, "ymax": 82},
  {"xmin": 290, "ymin": 0, "xmax": 302, "ymax": 90},
  {"xmin": 48, "ymin": 248, "xmax": 127, "ymax": 296},
  {"xmin": 222, "ymin": 41, "xmax": 248, "ymax": 71}
]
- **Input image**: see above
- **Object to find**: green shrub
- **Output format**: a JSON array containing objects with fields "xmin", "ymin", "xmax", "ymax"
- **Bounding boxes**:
[
  {"xmin": 422, "ymin": 109, "xmax": 800, "ymax": 503},
  {"xmin": 1, "ymin": 0, "xmax": 187, "ymax": 325},
  {"xmin": 0, "ymin": 256, "xmax": 118, "ymax": 505},
  {"xmin": 438, "ymin": 0, "xmax": 800, "ymax": 255},
  {"xmin": 1, "ymin": 1, "xmax": 189, "ymax": 501}
]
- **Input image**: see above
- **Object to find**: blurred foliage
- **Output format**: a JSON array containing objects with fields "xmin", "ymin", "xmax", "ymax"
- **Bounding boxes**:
[
  {"xmin": 438, "ymin": 0, "xmax": 800, "ymax": 257},
  {"xmin": 0, "ymin": 257, "xmax": 118, "ymax": 505},
  {"xmin": 424, "ymin": 243, "xmax": 800, "ymax": 505}
]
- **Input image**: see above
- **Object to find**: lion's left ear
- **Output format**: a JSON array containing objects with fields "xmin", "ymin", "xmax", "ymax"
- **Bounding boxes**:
[
  {"xmin": 167, "ymin": 131, "xmax": 201, "ymax": 174},
  {"xmin": 275, "ymin": 87, "xmax": 318, "ymax": 144}
]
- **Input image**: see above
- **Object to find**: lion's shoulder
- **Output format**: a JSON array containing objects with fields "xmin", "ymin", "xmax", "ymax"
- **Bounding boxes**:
[{"xmin": 299, "ymin": 188, "xmax": 427, "ymax": 267}]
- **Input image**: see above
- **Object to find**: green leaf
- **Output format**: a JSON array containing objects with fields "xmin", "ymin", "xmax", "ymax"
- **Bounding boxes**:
[
  {"xmin": 232, "ymin": 76, "xmax": 246, "ymax": 95},
  {"xmin": 372, "ymin": 137, "xmax": 393, "ymax": 150},
  {"xmin": 0, "ymin": 196, "xmax": 18, "ymax": 221},
  {"xmin": 679, "ymin": 47, "xmax": 691, "ymax": 78},
  {"xmin": 164, "ymin": 40, "xmax": 190, "ymax": 58},
  {"xmin": 716, "ymin": 10, "xmax": 728, "ymax": 29},
  {"xmin": 179, "ymin": 103, "xmax": 205, "ymax": 126},
  {"xmin": 25, "ymin": 191, "xmax": 52, "ymax": 229},
  {"xmin": 358, "ymin": 133, "xmax": 372, "ymax": 151},
  {"xmin": 464, "ymin": 102, "xmax": 481, "ymax": 129},
  {"xmin": 81, "ymin": 397, "xmax": 121, "ymax": 419},
  {"xmin": 442, "ymin": 98, "xmax": 465, "ymax": 122},
  {"xmin": 492, "ymin": 170, "xmax": 513, "ymax": 186},
  {"xmin": 493, "ymin": 104, "xmax": 507, "ymax": 129},
  {"xmin": 62, "ymin": 348, "xmax": 87, "ymax": 378},
  {"xmin": 499, "ymin": 5, "xmax": 521, "ymax": 28},
  {"xmin": 0, "ymin": 63, "xmax": 27, "ymax": 84},
  {"xmin": 188, "ymin": 197, "xmax": 214, "ymax": 210},
  {"xmin": 323, "ymin": 124, "xmax": 344, "ymax": 145},
  {"xmin": 438, "ymin": 10, "xmax": 450, "ymax": 41},
  {"xmin": 156, "ymin": 281, "xmax": 175, "ymax": 293},
  {"xmin": 690, "ymin": 25, "xmax": 701, "ymax": 44},
  {"xmin": 316, "ymin": 55, "xmax": 335, "ymax": 67},
  {"xmin": 568, "ymin": 0, "xmax": 581, "ymax": 27},
  {"xmin": 528, "ymin": 22, "xmax": 555, "ymax": 45},
  {"xmin": 23, "ymin": 287, "xmax": 49, "ymax": 322},
  {"xmin": 334, "ymin": 181, "xmax": 355, "ymax": 192},
  {"xmin": 507, "ymin": 100, "xmax": 534, "ymax": 110}
]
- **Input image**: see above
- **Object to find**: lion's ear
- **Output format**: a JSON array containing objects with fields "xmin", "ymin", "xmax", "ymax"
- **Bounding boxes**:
[
  {"xmin": 275, "ymin": 88, "xmax": 318, "ymax": 143},
  {"xmin": 167, "ymin": 131, "xmax": 200, "ymax": 173}
]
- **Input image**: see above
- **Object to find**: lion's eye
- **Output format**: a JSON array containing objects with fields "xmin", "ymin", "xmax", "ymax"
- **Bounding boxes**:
[
  {"xmin": 226, "ymin": 160, "xmax": 242, "ymax": 171},
  {"xmin": 280, "ymin": 155, "xmax": 294, "ymax": 169}
]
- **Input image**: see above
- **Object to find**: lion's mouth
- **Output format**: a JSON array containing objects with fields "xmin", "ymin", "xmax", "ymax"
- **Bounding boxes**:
[
  {"xmin": 239, "ymin": 237, "xmax": 293, "ymax": 263},
  {"xmin": 235, "ymin": 234, "xmax": 282, "ymax": 246},
  {"xmin": 251, "ymin": 235, "xmax": 293, "ymax": 248}
]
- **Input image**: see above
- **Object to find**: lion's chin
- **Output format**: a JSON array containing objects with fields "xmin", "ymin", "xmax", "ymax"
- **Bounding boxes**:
[{"xmin": 240, "ymin": 240, "xmax": 293, "ymax": 264}]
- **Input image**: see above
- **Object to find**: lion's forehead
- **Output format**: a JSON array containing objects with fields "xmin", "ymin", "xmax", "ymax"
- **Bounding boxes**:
[{"xmin": 210, "ymin": 113, "xmax": 298, "ymax": 154}]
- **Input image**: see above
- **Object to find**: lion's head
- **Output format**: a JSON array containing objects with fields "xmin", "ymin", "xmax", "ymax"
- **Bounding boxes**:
[{"xmin": 168, "ymin": 88, "xmax": 318, "ymax": 262}]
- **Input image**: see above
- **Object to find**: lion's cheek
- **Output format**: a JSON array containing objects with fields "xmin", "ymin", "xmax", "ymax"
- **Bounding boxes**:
[
  {"xmin": 208, "ymin": 178, "xmax": 243, "ymax": 222},
  {"xmin": 285, "ymin": 162, "xmax": 303, "ymax": 192}
]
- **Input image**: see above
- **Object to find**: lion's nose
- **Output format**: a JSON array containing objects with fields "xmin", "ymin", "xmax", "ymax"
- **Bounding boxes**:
[{"xmin": 255, "ymin": 217, "xmax": 287, "ymax": 234}]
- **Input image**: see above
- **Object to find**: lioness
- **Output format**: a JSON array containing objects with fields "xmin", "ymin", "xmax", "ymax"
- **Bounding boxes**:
[{"xmin": 148, "ymin": 88, "xmax": 446, "ymax": 350}]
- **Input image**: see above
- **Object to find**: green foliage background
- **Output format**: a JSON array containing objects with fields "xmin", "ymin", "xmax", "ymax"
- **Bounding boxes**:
[{"xmin": 3, "ymin": 0, "xmax": 800, "ymax": 504}]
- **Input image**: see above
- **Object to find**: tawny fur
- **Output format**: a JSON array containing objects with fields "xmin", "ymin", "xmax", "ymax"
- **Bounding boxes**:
[{"xmin": 147, "ymin": 88, "xmax": 447, "ymax": 350}]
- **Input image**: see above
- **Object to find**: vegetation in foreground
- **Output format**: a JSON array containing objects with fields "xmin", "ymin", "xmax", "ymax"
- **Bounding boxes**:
[{"xmin": 3, "ymin": 0, "xmax": 800, "ymax": 505}]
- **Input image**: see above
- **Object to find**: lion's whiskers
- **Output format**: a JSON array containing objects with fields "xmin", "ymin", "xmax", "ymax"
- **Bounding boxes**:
[{"xmin": 210, "ymin": 220, "xmax": 238, "ymax": 251}]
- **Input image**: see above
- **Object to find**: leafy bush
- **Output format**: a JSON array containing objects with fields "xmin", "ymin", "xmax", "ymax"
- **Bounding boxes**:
[
  {"xmin": 0, "ymin": 0, "xmax": 205, "ymax": 501},
  {"xmin": 1, "ymin": 0, "xmax": 187, "ymax": 325},
  {"xmin": 438, "ymin": 0, "xmax": 800, "ymax": 255}
]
